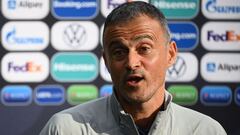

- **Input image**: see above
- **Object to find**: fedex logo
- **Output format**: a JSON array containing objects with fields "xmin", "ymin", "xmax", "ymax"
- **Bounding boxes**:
[
  {"xmin": 1, "ymin": 53, "xmax": 49, "ymax": 82},
  {"xmin": 8, "ymin": 61, "xmax": 41, "ymax": 72},
  {"xmin": 207, "ymin": 31, "xmax": 240, "ymax": 42},
  {"xmin": 201, "ymin": 22, "xmax": 240, "ymax": 51}
]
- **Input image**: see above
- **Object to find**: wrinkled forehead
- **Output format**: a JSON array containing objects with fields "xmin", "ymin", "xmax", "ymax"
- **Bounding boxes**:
[
  {"xmin": 103, "ymin": 16, "xmax": 164, "ymax": 46},
  {"xmin": 103, "ymin": 15, "xmax": 164, "ymax": 47}
]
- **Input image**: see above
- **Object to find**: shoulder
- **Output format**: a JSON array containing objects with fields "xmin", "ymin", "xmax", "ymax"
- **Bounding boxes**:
[
  {"xmin": 169, "ymin": 103, "xmax": 227, "ymax": 134},
  {"xmin": 40, "ymin": 96, "xmax": 113, "ymax": 135}
]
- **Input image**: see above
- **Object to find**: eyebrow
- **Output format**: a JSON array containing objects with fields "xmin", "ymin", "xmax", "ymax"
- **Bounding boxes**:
[
  {"xmin": 108, "ymin": 40, "xmax": 126, "ymax": 51},
  {"xmin": 131, "ymin": 34, "xmax": 153, "ymax": 42}
]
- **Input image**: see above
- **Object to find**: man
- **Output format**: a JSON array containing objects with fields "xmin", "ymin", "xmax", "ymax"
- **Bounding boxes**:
[{"xmin": 40, "ymin": 2, "xmax": 227, "ymax": 135}]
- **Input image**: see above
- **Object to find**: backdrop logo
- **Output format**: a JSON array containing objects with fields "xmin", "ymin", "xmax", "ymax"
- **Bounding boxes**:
[
  {"xmin": 1, "ymin": 53, "xmax": 49, "ymax": 82},
  {"xmin": 52, "ymin": 0, "xmax": 99, "ymax": 19},
  {"xmin": 167, "ymin": 56, "xmax": 186, "ymax": 79},
  {"xmin": 67, "ymin": 85, "xmax": 98, "ymax": 105},
  {"xmin": 202, "ymin": 0, "xmax": 240, "ymax": 19},
  {"xmin": 201, "ymin": 53, "xmax": 240, "ymax": 82},
  {"xmin": 51, "ymin": 21, "xmax": 98, "ymax": 51},
  {"xmin": 151, "ymin": 0, "xmax": 199, "ymax": 19},
  {"xmin": 1, "ymin": 21, "xmax": 49, "ymax": 51},
  {"xmin": 35, "ymin": 85, "xmax": 65, "ymax": 105},
  {"xmin": 235, "ymin": 87, "xmax": 240, "ymax": 106},
  {"xmin": 51, "ymin": 52, "xmax": 98, "ymax": 82},
  {"xmin": 168, "ymin": 22, "xmax": 198, "ymax": 51},
  {"xmin": 63, "ymin": 24, "xmax": 87, "ymax": 48},
  {"xmin": 100, "ymin": 85, "xmax": 113, "ymax": 97},
  {"xmin": 168, "ymin": 85, "xmax": 198, "ymax": 105},
  {"xmin": 101, "ymin": 0, "xmax": 148, "ymax": 17},
  {"xmin": 201, "ymin": 22, "xmax": 240, "ymax": 51},
  {"xmin": 206, "ymin": 62, "xmax": 216, "ymax": 72},
  {"xmin": 200, "ymin": 86, "xmax": 232, "ymax": 106},
  {"xmin": 166, "ymin": 53, "xmax": 198, "ymax": 82},
  {"xmin": 2, "ymin": 0, "xmax": 49, "ymax": 19},
  {"xmin": 1, "ymin": 85, "xmax": 32, "ymax": 106},
  {"xmin": 100, "ymin": 57, "xmax": 112, "ymax": 82}
]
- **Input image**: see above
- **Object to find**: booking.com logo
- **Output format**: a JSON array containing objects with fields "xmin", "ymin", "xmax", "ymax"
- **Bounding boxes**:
[
  {"xmin": 168, "ymin": 22, "xmax": 198, "ymax": 51},
  {"xmin": 52, "ymin": 0, "xmax": 99, "ymax": 19}
]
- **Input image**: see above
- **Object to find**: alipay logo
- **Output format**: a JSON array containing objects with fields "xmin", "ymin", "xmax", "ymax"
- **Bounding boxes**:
[
  {"xmin": 201, "ymin": 22, "xmax": 240, "ymax": 51},
  {"xmin": 201, "ymin": 53, "xmax": 240, "ymax": 82},
  {"xmin": 151, "ymin": 0, "xmax": 199, "ymax": 19},
  {"xmin": 1, "ymin": 85, "xmax": 32, "ymax": 106},
  {"xmin": 101, "ymin": 0, "xmax": 148, "ymax": 18},
  {"xmin": 207, "ymin": 63, "xmax": 216, "ymax": 72},
  {"xmin": 35, "ymin": 85, "xmax": 65, "ymax": 105},
  {"xmin": 168, "ymin": 22, "xmax": 198, "ymax": 51},
  {"xmin": 52, "ymin": 0, "xmax": 99, "ymax": 19},
  {"xmin": 2, "ymin": 0, "xmax": 49, "ymax": 19},
  {"xmin": 202, "ymin": 0, "xmax": 240, "ymax": 19},
  {"xmin": 1, "ymin": 53, "xmax": 49, "ymax": 82},
  {"xmin": 166, "ymin": 53, "xmax": 198, "ymax": 82},
  {"xmin": 51, "ymin": 21, "xmax": 98, "ymax": 51},
  {"xmin": 1, "ymin": 21, "xmax": 49, "ymax": 51},
  {"xmin": 51, "ymin": 52, "xmax": 98, "ymax": 82}
]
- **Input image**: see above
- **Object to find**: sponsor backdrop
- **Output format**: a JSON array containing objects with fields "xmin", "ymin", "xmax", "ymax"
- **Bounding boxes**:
[{"xmin": 0, "ymin": 0, "xmax": 239, "ymax": 134}]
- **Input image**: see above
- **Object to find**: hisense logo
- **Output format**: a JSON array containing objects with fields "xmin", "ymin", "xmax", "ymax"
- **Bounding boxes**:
[{"xmin": 154, "ymin": 1, "xmax": 196, "ymax": 9}]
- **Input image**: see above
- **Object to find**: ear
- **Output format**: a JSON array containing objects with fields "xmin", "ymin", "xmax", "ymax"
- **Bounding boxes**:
[
  {"xmin": 167, "ymin": 41, "xmax": 177, "ymax": 68},
  {"xmin": 102, "ymin": 50, "xmax": 111, "ymax": 73}
]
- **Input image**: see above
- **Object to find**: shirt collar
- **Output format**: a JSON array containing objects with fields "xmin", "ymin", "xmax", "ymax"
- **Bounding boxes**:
[{"xmin": 110, "ymin": 89, "xmax": 173, "ymax": 124}]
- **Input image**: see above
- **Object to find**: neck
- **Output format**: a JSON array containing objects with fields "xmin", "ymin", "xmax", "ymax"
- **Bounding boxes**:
[{"xmin": 117, "ymin": 87, "xmax": 165, "ymax": 129}]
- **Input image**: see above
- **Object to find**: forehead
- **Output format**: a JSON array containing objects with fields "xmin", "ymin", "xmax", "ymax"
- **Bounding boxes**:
[{"xmin": 103, "ymin": 15, "xmax": 164, "ymax": 41}]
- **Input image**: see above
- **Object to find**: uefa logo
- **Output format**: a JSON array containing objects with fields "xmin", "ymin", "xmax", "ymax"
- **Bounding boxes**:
[
  {"xmin": 166, "ymin": 53, "xmax": 198, "ymax": 82},
  {"xmin": 34, "ymin": 85, "xmax": 65, "ymax": 106},
  {"xmin": 51, "ymin": 21, "xmax": 99, "ymax": 51}
]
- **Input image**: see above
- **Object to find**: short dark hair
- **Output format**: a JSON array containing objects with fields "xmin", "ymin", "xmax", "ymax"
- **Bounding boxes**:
[{"xmin": 103, "ymin": 1, "xmax": 170, "ymax": 45}]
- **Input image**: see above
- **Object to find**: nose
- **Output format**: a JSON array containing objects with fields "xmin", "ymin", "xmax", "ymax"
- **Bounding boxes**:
[{"xmin": 125, "ymin": 50, "xmax": 141, "ymax": 70}]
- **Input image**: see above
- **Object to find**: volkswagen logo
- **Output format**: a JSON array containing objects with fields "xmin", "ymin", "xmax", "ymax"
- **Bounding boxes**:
[
  {"xmin": 63, "ymin": 24, "xmax": 87, "ymax": 48},
  {"xmin": 167, "ymin": 56, "xmax": 187, "ymax": 79}
]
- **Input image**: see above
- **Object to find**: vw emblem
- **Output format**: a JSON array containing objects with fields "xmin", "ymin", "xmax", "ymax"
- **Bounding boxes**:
[
  {"xmin": 167, "ymin": 56, "xmax": 187, "ymax": 79},
  {"xmin": 63, "ymin": 24, "xmax": 87, "ymax": 48}
]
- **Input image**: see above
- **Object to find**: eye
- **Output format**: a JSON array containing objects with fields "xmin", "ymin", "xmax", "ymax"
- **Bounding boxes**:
[
  {"xmin": 138, "ymin": 45, "xmax": 152, "ymax": 55},
  {"xmin": 111, "ymin": 48, "xmax": 127, "ymax": 60}
]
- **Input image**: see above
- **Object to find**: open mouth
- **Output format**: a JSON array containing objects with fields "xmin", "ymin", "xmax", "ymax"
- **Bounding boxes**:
[{"xmin": 126, "ymin": 75, "xmax": 144, "ymax": 86}]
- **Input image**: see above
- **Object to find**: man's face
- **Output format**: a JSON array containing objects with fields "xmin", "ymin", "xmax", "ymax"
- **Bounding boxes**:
[{"xmin": 103, "ymin": 15, "xmax": 176, "ymax": 104}]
